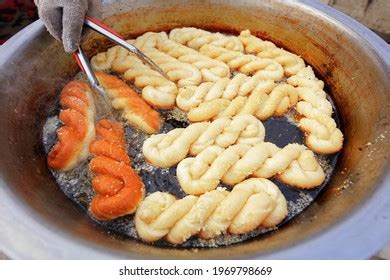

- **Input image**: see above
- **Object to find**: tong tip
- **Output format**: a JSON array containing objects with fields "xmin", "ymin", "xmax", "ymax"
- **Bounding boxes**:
[{"xmin": 135, "ymin": 50, "xmax": 170, "ymax": 80}]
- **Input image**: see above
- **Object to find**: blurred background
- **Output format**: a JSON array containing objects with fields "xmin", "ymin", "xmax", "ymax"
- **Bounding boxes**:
[
  {"xmin": 0, "ymin": 0, "xmax": 388, "ymax": 259},
  {"xmin": 0, "ymin": 0, "xmax": 38, "ymax": 44}
]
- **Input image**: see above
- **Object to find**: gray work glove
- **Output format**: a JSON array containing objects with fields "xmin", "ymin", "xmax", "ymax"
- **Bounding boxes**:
[{"xmin": 34, "ymin": 0, "xmax": 102, "ymax": 53}]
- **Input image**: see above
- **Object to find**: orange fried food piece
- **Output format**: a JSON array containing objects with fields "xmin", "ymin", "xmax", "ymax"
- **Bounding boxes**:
[
  {"xmin": 89, "ymin": 119, "xmax": 145, "ymax": 220},
  {"xmin": 48, "ymin": 81, "xmax": 96, "ymax": 171},
  {"xmin": 95, "ymin": 71, "xmax": 161, "ymax": 134}
]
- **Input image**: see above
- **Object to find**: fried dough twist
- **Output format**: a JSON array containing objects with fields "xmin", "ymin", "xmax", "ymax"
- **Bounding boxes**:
[
  {"xmin": 135, "ymin": 31, "xmax": 231, "ymax": 82},
  {"xmin": 169, "ymin": 27, "xmax": 244, "ymax": 51},
  {"xmin": 287, "ymin": 66, "xmax": 343, "ymax": 154},
  {"xmin": 48, "ymin": 81, "xmax": 96, "ymax": 171},
  {"xmin": 176, "ymin": 73, "xmax": 271, "ymax": 110},
  {"xmin": 178, "ymin": 78, "xmax": 298, "ymax": 122},
  {"xmin": 238, "ymin": 30, "xmax": 306, "ymax": 76},
  {"xmin": 142, "ymin": 115, "xmax": 265, "ymax": 168},
  {"xmin": 140, "ymin": 47, "xmax": 202, "ymax": 87},
  {"xmin": 95, "ymin": 71, "xmax": 161, "ymax": 134},
  {"xmin": 169, "ymin": 28, "xmax": 308, "ymax": 79},
  {"xmin": 135, "ymin": 178, "xmax": 287, "ymax": 244},
  {"xmin": 91, "ymin": 45, "xmax": 177, "ymax": 109},
  {"xmin": 177, "ymin": 142, "xmax": 325, "ymax": 195},
  {"xmin": 198, "ymin": 44, "xmax": 284, "ymax": 81},
  {"xmin": 89, "ymin": 119, "xmax": 145, "ymax": 220}
]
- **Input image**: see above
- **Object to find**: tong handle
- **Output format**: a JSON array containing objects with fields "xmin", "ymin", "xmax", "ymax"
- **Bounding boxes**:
[
  {"xmin": 83, "ymin": 16, "xmax": 169, "ymax": 79},
  {"xmin": 83, "ymin": 16, "xmax": 156, "ymax": 67},
  {"xmin": 73, "ymin": 48, "xmax": 99, "ymax": 87},
  {"xmin": 84, "ymin": 15, "xmax": 133, "ymax": 50},
  {"xmin": 73, "ymin": 52, "xmax": 85, "ymax": 72},
  {"xmin": 73, "ymin": 47, "xmax": 115, "ymax": 119},
  {"xmin": 84, "ymin": 15, "xmax": 125, "ymax": 40}
]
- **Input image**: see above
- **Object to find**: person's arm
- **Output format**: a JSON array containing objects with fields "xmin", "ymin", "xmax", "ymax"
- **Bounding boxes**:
[{"xmin": 34, "ymin": 0, "xmax": 102, "ymax": 52}]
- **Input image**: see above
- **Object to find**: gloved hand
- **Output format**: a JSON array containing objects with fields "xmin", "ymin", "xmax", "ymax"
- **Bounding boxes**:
[{"xmin": 34, "ymin": 0, "xmax": 102, "ymax": 53}]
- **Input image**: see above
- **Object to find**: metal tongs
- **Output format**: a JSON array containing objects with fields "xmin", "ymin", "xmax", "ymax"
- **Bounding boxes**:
[{"xmin": 73, "ymin": 16, "xmax": 168, "ymax": 116}]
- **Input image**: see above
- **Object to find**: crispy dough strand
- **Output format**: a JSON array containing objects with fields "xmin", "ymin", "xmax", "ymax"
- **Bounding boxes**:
[
  {"xmin": 95, "ymin": 71, "xmax": 161, "ymax": 134},
  {"xmin": 91, "ymin": 45, "xmax": 177, "ymax": 109},
  {"xmin": 89, "ymin": 119, "xmax": 145, "ymax": 220},
  {"xmin": 238, "ymin": 30, "xmax": 306, "ymax": 76},
  {"xmin": 287, "ymin": 66, "xmax": 343, "ymax": 154},
  {"xmin": 169, "ymin": 27, "xmax": 244, "ymax": 51},
  {"xmin": 177, "ymin": 142, "xmax": 325, "ymax": 195},
  {"xmin": 178, "ymin": 81, "xmax": 298, "ymax": 122},
  {"xmin": 135, "ymin": 178, "xmax": 287, "ymax": 244},
  {"xmin": 142, "ymin": 115, "xmax": 265, "ymax": 168},
  {"xmin": 48, "ymin": 81, "xmax": 95, "ymax": 171},
  {"xmin": 134, "ymin": 31, "xmax": 231, "ymax": 82},
  {"xmin": 198, "ymin": 44, "xmax": 284, "ymax": 81}
]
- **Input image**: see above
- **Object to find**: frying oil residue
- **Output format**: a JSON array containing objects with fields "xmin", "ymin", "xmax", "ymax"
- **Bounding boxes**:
[
  {"xmin": 287, "ymin": 192, "xmax": 314, "ymax": 218},
  {"xmin": 42, "ymin": 78, "xmax": 341, "ymax": 248}
]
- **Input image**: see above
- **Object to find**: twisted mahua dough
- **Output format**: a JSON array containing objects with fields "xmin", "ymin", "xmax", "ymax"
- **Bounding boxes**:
[
  {"xmin": 199, "ymin": 44, "xmax": 284, "ymax": 81},
  {"xmin": 168, "ymin": 28, "xmax": 306, "ymax": 78},
  {"xmin": 95, "ymin": 71, "xmax": 161, "ymax": 134},
  {"xmin": 89, "ymin": 119, "xmax": 145, "ymax": 220},
  {"xmin": 178, "ymin": 80, "xmax": 298, "ymax": 122},
  {"xmin": 176, "ymin": 74, "xmax": 275, "ymax": 111},
  {"xmin": 90, "ymin": 46, "xmax": 118, "ymax": 71},
  {"xmin": 169, "ymin": 27, "xmax": 295, "ymax": 77},
  {"xmin": 287, "ymin": 66, "xmax": 343, "ymax": 154},
  {"xmin": 169, "ymin": 27, "xmax": 244, "ymax": 51},
  {"xmin": 48, "ymin": 81, "xmax": 95, "ymax": 171},
  {"xmin": 131, "ymin": 34, "xmax": 203, "ymax": 87},
  {"xmin": 135, "ymin": 178, "xmax": 287, "ymax": 244},
  {"xmin": 239, "ymin": 30, "xmax": 306, "ymax": 76},
  {"xmin": 91, "ymin": 45, "xmax": 177, "ymax": 109},
  {"xmin": 139, "ymin": 47, "xmax": 202, "ymax": 87},
  {"xmin": 253, "ymin": 83, "xmax": 298, "ymax": 119},
  {"xmin": 142, "ymin": 114, "xmax": 265, "ymax": 168},
  {"xmin": 135, "ymin": 31, "xmax": 231, "ymax": 82},
  {"xmin": 177, "ymin": 142, "xmax": 325, "ymax": 195}
]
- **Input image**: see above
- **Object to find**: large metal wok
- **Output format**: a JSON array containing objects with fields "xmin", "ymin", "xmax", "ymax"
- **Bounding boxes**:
[{"xmin": 0, "ymin": 0, "xmax": 389, "ymax": 259}]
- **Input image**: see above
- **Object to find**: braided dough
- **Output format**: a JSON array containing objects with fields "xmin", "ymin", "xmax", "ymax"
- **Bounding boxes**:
[
  {"xmin": 177, "ymin": 142, "xmax": 325, "ymax": 195},
  {"xmin": 199, "ymin": 44, "xmax": 284, "ymax": 81},
  {"xmin": 134, "ymin": 31, "xmax": 231, "ymax": 82},
  {"xmin": 89, "ymin": 119, "xmax": 145, "ymax": 220},
  {"xmin": 169, "ymin": 27, "xmax": 244, "ymax": 51},
  {"xmin": 238, "ymin": 30, "xmax": 306, "ymax": 76},
  {"xmin": 169, "ymin": 28, "xmax": 305, "ymax": 77},
  {"xmin": 135, "ymin": 178, "xmax": 287, "ymax": 244},
  {"xmin": 91, "ymin": 45, "xmax": 177, "ymax": 109},
  {"xmin": 48, "ymin": 81, "xmax": 95, "ymax": 171},
  {"xmin": 142, "ymin": 114, "xmax": 265, "ymax": 167},
  {"xmin": 124, "ymin": 34, "xmax": 203, "ymax": 88},
  {"xmin": 176, "ymin": 74, "xmax": 275, "ymax": 111},
  {"xmin": 140, "ymin": 47, "xmax": 202, "ymax": 87},
  {"xmin": 288, "ymin": 66, "xmax": 343, "ymax": 154},
  {"xmin": 95, "ymin": 71, "xmax": 161, "ymax": 134},
  {"xmin": 178, "ymin": 79, "xmax": 298, "ymax": 122}
]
